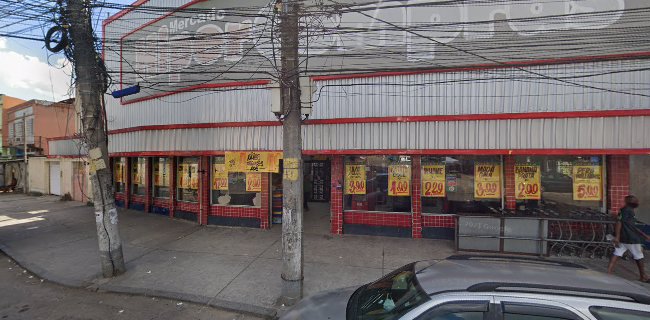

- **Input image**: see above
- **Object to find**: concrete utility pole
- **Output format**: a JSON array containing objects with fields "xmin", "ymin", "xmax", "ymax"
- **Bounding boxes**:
[
  {"xmin": 22, "ymin": 116, "xmax": 28, "ymax": 193},
  {"xmin": 66, "ymin": 0, "xmax": 125, "ymax": 277},
  {"xmin": 279, "ymin": 0, "xmax": 304, "ymax": 305}
]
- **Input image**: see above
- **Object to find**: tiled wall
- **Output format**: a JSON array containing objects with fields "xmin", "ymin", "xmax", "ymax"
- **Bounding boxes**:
[
  {"xmin": 422, "ymin": 215, "xmax": 456, "ymax": 228},
  {"xmin": 608, "ymin": 155, "xmax": 630, "ymax": 215},
  {"xmin": 330, "ymin": 156, "xmax": 343, "ymax": 234},
  {"xmin": 504, "ymin": 155, "xmax": 516, "ymax": 210},
  {"xmin": 343, "ymin": 211, "xmax": 412, "ymax": 228},
  {"xmin": 411, "ymin": 156, "xmax": 422, "ymax": 238}
]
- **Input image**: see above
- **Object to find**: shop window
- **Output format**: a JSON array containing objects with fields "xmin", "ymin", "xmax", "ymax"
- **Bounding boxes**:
[
  {"xmin": 343, "ymin": 155, "xmax": 412, "ymax": 213},
  {"xmin": 131, "ymin": 157, "xmax": 147, "ymax": 196},
  {"xmin": 113, "ymin": 157, "xmax": 126, "ymax": 193},
  {"xmin": 152, "ymin": 157, "xmax": 171, "ymax": 198},
  {"xmin": 514, "ymin": 155, "xmax": 603, "ymax": 213},
  {"xmin": 211, "ymin": 156, "xmax": 261, "ymax": 207},
  {"xmin": 421, "ymin": 156, "xmax": 502, "ymax": 215},
  {"xmin": 177, "ymin": 157, "xmax": 199, "ymax": 203}
]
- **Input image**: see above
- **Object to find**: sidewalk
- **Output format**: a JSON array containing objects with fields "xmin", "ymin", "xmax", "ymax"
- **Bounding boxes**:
[{"xmin": 0, "ymin": 194, "xmax": 454, "ymax": 318}]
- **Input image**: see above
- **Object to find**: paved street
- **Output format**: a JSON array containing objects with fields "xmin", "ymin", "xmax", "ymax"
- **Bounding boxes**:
[
  {"xmin": 0, "ymin": 252, "xmax": 258, "ymax": 320},
  {"xmin": 0, "ymin": 194, "xmax": 454, "ymax": 318}
]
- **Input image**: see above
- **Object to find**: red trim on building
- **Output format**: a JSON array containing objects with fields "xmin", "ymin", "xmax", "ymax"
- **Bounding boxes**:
[
  {"xmin": 102, "ymin": 0, "xmax": 150, "ymax": 27},
  {"xmin": 303, "ymin": 149, "xmax": 650, "ymax": 156},
  {"xmin": 311, "ymin": 51, "xmax": 650, "ymax": 82},
  {"xmin": 209, "ymin": 206, "xmax": 261, "ymax": 219},
  {"xmin": 108, "ymin": 121, "xmax": 281, "ymax": 135},
  {"xmin": 119, "ymin": 80, "xmax": 271, "ymax": 106},
  {"xmin": 199, "ymin": 156, "xmax": 209, "ymax": 225},
  {"xmin": 169, "ymin": 157, "xmax": 177, "ymax": 218},
  {"xmin": 304, "ymin": 109, "xmax": 650, "ymax": 125},
  {"xmin": 260, "ymin": 173, "xmax": 270, "ymax": 229}
]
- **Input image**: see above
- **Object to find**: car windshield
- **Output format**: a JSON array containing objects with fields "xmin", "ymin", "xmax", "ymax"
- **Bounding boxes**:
[{"xmin": 347, "ymin": 262, "xmax": 430, "ymax": 320}]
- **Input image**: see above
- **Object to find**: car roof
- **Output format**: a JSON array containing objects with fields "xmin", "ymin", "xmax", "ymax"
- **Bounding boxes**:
[{"xmin": 416, "ymin": 255, "xmax": 650, "ymax": 304}]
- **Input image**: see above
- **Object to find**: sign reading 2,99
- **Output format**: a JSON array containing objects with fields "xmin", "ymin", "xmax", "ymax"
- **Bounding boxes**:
[{"xmin": 514, "ymin": 164, "xmax": 541, "ymax": 200}]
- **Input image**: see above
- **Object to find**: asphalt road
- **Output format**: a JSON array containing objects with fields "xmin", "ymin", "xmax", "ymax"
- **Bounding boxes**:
[{"xmin": 0, "ymin": 253, "xmax": 261, "ymax": 320}]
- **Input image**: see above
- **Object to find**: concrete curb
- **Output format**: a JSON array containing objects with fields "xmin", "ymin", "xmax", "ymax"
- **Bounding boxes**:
[
  {"xmin": 97, "ymin": 283, "xmax": 278, "ymax": 319},
  {"xmin": 0, "ymin": 244, "xmax": 278, "ymax": 319},
  {"xmin": 0, "ymin": 243, "xmax": 96, "ymax": 288}
]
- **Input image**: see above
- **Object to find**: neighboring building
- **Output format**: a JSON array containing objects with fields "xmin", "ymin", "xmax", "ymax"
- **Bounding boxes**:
[
  {"xmin": 4, "ymin": 99, "xmax": 76, "ymax": 157},
  {"xmin": 0, "ymin": 94, "xmax": 26, "ymax": 157},
  {"xmin": 103, "ymin": 0, "xmax": 650, "ymax": 241}
]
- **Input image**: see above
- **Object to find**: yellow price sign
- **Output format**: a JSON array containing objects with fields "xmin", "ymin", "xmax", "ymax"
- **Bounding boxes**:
[
  {"xmin": 474, "ymin": 164, "xmax": 501, "ymax": 199},
  {"xmin": 345, "ymin": 165, "xmax": 366, "ymax": 195},
  {"xmin": 388, "ymin": 165, "xmax": 410, "ymax": 196},
  {"xmin": 573, "ymin": 165, "xmax": 602, "ymax": 201},
  {"xmin": 422, "ymin": 165, "xmax": 445, "ymax": 197},
  {"xmin": 514, "ymin": 164, "xmax": 541, "ymax": 200}
]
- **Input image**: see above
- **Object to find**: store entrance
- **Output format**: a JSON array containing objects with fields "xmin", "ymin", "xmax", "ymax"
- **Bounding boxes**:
[{"xmin": 270, "ymin": 157, "xmax": 332, "ymax": 235}]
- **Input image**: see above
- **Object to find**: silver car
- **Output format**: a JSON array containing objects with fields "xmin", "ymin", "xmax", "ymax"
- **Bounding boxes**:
[{"xmin": 280, "ymin": 255, "xmax": 650, "ymax": 320}]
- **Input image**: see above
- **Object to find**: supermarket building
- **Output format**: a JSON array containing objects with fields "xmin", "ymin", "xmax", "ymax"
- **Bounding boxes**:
[{"xmin": 72, "ymin": 0, "xmax": 650, "ymax": 240}]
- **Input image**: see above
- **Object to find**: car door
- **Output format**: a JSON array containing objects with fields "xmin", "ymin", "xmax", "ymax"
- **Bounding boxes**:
[
  {"xmin": 398, "ymin": 294, "xmax": 495, "ymax": 320},
  {"xmin": 493, "ymin": 295, "xmax": 591, "ymax": 320}
]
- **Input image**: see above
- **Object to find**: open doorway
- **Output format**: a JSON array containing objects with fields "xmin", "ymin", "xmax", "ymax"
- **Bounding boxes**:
[{"xmin": 270, "ymin": 156, "xmax": 332, "ymax": 235}]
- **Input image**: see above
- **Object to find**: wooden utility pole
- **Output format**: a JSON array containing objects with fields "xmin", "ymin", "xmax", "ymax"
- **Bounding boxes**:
[
  {"xmin": 66, "ymin": 0, "xmax": 125, "ymax": 277},
  {"xmin": 279, "ymin": 0, "xmax": 304, "ymax": 305}
]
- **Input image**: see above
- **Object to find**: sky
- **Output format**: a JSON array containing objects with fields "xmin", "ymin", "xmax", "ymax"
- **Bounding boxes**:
[{"xmin": 0, "ymin": 1, "xmax": 131, "ymax": 102}]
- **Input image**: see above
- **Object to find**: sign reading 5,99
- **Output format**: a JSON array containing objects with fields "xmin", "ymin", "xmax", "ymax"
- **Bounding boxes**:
[{"xmin": 573, "ymin": 165, "xmax": 602, "ymax": 201}]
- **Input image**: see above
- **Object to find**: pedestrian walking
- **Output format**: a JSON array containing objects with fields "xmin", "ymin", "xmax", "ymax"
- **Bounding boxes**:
[{"xmin": 608, "ymin": 195, "xmax": 650, "ymax": 282}]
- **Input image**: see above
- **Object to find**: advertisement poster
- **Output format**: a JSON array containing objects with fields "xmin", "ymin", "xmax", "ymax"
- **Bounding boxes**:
[
  {"xmin": 133, "ymin": 162, "xmax": 145, "ymax": 185},
  {"xmin": 212, "ymin": 163, "xmax": 228, "ymax": 190},
  {"xmin": 245, "ymin": 173, "xmax": 262, "ymax": 192},
  {"xmin": 154, "ymin": 162, "xmax": 170, "ymax": 187},
  {"xmin": 422, "ymin": 165, "xmax": 445, "ymax": 197},
  {"xmin": 388, "ymin": 165, "xmax": 411, "ymax": 196},
  {"xmin": 572, "ymin": 165, "xmax": 602, "ymax": 201},
  {"xmin": 225, "ymin": 151, "xmax": 283, "ymax": 173},
  {"xmin": 178, "ymin": 164, "xmax": 189, "ymax": 189},
  {"xmin": 189, "ymin": 163, "xmax": 199, "ymax": 189},
  {"xmin": 115, "ymin": 163, "xmax": 124, "ymax": 183},
  {"xmin": 344, "ymin": 164, "xmax": 366, "ymax": 195},
  {"xmin": 514, "ymin": 164, "xmax": 541, "ymax": 200},
  {"xmin": 474, "ymin": 164, "xmax": 501, "ymax": 199}
]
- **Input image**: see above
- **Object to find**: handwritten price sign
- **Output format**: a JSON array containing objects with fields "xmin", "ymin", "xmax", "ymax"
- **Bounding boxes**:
[
  {"xmin": 474, "ymin": 164, "xmax": 501, "ymax": 199},
  {"xmin": 514, "ymin": 164, "xmax": 541, "ymax": 200},
  {"xmin": 422, "ymin": 165, "xmax": 445, "ymax": 197},
  {"xmin": 573, "ymin": 165, "xmax": 602, "ymax": 201},
  {"xmin": 388, "ymin": 165, "xmax": 411, "ymax": 196},
  {"xmin": 212, "ymin": 163, "xmax": 228, "ymax": 191},
  {"xmin": 345, "ymin": 165, "xmax": 366, "ymax": 195}
]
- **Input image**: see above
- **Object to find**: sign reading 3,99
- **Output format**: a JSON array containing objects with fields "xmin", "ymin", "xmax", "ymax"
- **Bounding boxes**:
[
  {"xmin": 474, "ymin": 164, "xmax": 501, "ymax": 199},
  {"xmin": 345, "ymin": 165, "xmax": 366, "ymax": 195}
]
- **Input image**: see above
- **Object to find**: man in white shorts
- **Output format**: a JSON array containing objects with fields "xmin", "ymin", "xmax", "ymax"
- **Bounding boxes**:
[{"xmin": 608, "ymin": 195, "xmax": 650, "ymax": 281}]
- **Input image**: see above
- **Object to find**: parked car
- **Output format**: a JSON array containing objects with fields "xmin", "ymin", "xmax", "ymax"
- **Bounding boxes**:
[{"xmin": 279, "ymin": 255, "xmax": 650, "ymax": 320}]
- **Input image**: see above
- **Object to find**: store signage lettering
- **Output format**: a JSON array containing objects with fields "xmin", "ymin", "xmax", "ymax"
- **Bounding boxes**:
[
  {"xmin": 474, "ymin": 164, "xmax": 501, "ymax": 199},
  {"xmin": 388, "ymin": 165, "xmax": 410, "ymax": 196},
  {"xmin": 212, "ymin": 163, "xmax": 228, "ymax": 191},
  {"xmin": 246, "ymin": 173, "xmax": 262, "ymax": 192},
  {"xmin": 121, "ymin": 0, "xmax": 625, "ymax": 102},
  {"xmin": 422, "ymin": 165, "xmax": 445, "ymax": 198},
  {"xmin": 154, "ymin": 162, "xmax": 170, "ymax": 187},
  {"xmin": 514, "ymin": 164, "xmax": 541, "ymax": 200},
  {"xmin": 224, "ymin": 151, "xmax": 282, "ymax": 173},
  {"xmin": 345, "ymin": 165, "xmax": 366, "ymax": 195},
  {"xmin": 572, "ymin": 165, "xmax": 602, "ymax": 201}
]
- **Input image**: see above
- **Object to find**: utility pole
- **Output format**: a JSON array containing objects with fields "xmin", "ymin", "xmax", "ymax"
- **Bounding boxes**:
[
  {"xmin": 65, "ymin": 0, "xmax": 125, "ymax": 277},
  {"xmin": 279, "ymin": 0, "xmax": 304, "ymax": 306},
  {"xmin": 21, "ymin": 116, "xmax": 28, "ymax": 194}
]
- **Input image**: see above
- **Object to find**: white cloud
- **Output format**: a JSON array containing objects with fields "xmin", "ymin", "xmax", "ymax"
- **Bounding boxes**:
[
  {"xmin": 0, "ymin": 37, "xmax": 6, "ymax": 49},
  {"xmin": 0, "ymin": 47, "xmax": 73, "ymax": 101}
]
